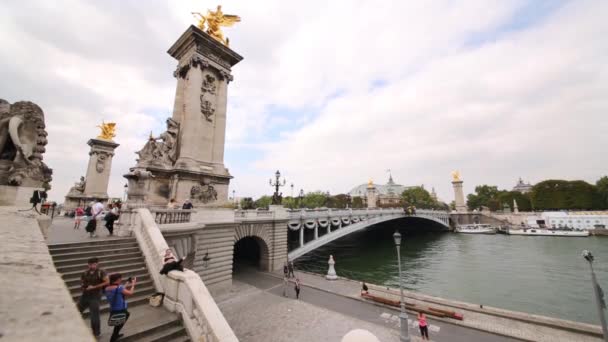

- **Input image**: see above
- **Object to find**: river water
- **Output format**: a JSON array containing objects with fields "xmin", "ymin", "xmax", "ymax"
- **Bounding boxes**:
[{"xmin": 294, "ymin": 225, "xmax": 608, "ymax": 325}]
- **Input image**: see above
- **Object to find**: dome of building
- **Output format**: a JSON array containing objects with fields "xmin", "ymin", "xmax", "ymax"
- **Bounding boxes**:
[{"xmin": 348, "ymin": 174, "xmax": 414, "ymax": 197}]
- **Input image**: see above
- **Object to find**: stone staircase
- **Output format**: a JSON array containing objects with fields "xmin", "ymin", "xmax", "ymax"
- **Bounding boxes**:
[{"xmin": 48, "ymin": 238, "xmax": 190, "ymax": 342}]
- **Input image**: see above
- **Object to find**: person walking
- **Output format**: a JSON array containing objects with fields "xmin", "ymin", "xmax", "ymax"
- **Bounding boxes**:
[
  {"xmin": 294, "ymin": 278, "xmax": 301, "ymax": 299},
  {"xmin": 104, "ymin": 203, "xmax": 119, "ymax": 236},
  {"xmin": 167, "ymin": 198, "xmax": 178, "ymax": 209},
  {"xmin": 74, "ymin": 206, "xmax": 85, "ymax": 229},
  {"xmin": 288, "ymin": 261, "xmax": 295, "ymax": 278},
  {"xmin": 418, "ymin": 312, "xmax": 429, "ymax": 340},
  {"xmin": 105, "ymin": 273, "xmax": 136, "ymax": 342},
  {"xmin": 283, "ymin": 262, "xmax": 289, "ymax": 278},
  {"xmin": 86, "ymin": 200, "xmax": 104, "ymax": 238},
  {"xmin": 78, "ymin": 257, "xmax": 108, "ymax": 338}
]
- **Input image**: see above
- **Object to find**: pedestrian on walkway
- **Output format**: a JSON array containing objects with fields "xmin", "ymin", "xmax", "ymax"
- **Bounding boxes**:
[
  {"xmin": 288, "ymin": 261, "xmax": 295, "ymax": 278},
  {"xmin": 104, "ymin": 203, "xmax": 119, "ymax": 236},
  {"xmin": 74, "ymin": 206, "xmax": 85, "ymax": 229},
  {"xmin": 182, "ymin": 199, "xmax": 193, "ymax": 209},
  {"xmin": 283, "ymin": 262, "xmax": 289, "ymax": 278},
  {"xmin": 361, "ymin": 282, "xmax": 369, "ymax": 295},
  {"xmin": 294, "ymin": 278, "xmax": 301, "ymax": 299},
  {"xmin": 105, "ymin": 273, "xmax": 136, "ymax": 342},
  {"xmin": 86, "ymin": 200, "xmax": 105, "ymax": 238},
  {"xmin": 167, "ymin": 198, "xmax": 178, "ymax": 209},
  {"xmin": 78, "ymin": 257, "xmax": 108, "ymax": 338},
  {"xmin": 418, "ymin": 312, "xmax": 429, "ymax": 340}
]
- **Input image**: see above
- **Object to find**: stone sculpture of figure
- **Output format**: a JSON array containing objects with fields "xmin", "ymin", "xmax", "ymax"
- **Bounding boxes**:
[
  {"xmin": 190, "ymin": 183, "xmax": 218, "ymax": 204},
  {"xmin": 0, "ymin": 99, "xmax": 52, "ymax": 188},
  {"xmin": 68, "ymin": 176, "xmax": 86, "ymax": 195},
  {"xmin": 136, "ymin": 118, "xmax": 179, "ymax": 168}
]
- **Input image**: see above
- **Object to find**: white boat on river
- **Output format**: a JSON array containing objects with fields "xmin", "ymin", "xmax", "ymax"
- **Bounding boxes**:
[
  {"xmin": 456, "ymin": 224, "xmax": 497, "ymax": 234},
  {"xmin": 507, "ymin": 228, "xmax": 589, "ymax": 237}
]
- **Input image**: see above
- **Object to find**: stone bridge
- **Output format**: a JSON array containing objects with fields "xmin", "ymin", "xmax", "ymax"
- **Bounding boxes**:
[{"xmin": 286, "ymin": 208, "xmax": 450, "ymax": 260}]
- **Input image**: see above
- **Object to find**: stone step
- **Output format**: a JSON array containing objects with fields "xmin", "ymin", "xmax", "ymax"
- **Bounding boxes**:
[
  {"xmin": 47, "ymin": 238, "xmax": 136, "ymax": 250},
  {"xmin": 81, "ymin": 288, "xmax": 156, "ymax": 318},
  {"xmin": 131, "ymin": 324, "xmax": 187, "ymax": 342},
  {"xmin": 95, "ymin": 304, "xmax": 183, "ymax": 341},
  {"xmin": 64, "ymin": 268, "xmax": 150, "ymax": 287},
  {"xmin": 119, "ymin": 317, "xmax": 182, "ymax": 342},
  {"xmin": 51, "ymin": 246, "xmax": 142, "ymax": 261},
  {"xmin": 49, "ymin": 241, "xmax": 139, "ymax": 254},
  {"xmin": 56, "ymin": 255, "xmax": 145, "ymax": 273},
  {"xmin": 165, "ymin": 336, "xmax": 190, "ymax": 342},
  {"xmin": 52, "ymin": 251, "xmax": 143, "ymax": 266},
  {"xmin": 60, "ymin": 261, "xmax": 147, "ymax": 279}
]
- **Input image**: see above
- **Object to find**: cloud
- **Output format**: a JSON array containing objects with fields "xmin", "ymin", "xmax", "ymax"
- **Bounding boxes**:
[{"xmin": 0, "ymin": 0, "xmax": 606, "ymax": 204}]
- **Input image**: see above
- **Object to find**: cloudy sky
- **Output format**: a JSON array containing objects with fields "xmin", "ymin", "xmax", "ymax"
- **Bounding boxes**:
[{"xmin": 1, "ymin": 0, "xmax": 606, "ymax": 203}]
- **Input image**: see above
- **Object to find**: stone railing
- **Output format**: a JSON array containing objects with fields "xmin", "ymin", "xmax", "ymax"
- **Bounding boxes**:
[
  {"xmin": 132, "ymin": 208, "xmax": 238, "ymax": 342},
  {"xmin": 151, "ymin": 209, "xmax": 194, "ymax": 224},
  {"xmin": 234, "ymin": 209, "xmax": 275, "ymax": 220}
]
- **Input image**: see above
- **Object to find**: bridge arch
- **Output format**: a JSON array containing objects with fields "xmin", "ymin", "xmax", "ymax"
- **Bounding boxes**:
[
  {"xmin": 288, "ymin": 211, "xmax": 449, "ymax": 260},
  {"xmin": 234, "ymin": 225, "xmax": 271, "ymax": 271}
]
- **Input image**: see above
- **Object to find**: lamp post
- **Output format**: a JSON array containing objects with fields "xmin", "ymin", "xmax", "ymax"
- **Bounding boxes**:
[
  {"xmin": 291, "ymin": 183, "xmax": 294, "ymax": 197},
  {"xmin": 393, "ymin": 231, "xmax": 410, "ymax": 342},
  {"xmin": 582, "ymin": 250, "xmax": 608, "ymax": 341},
  {"xmin": 269, "ymin": 170, "xmax": 286, "ymax": 205},
  {"xmin": 299, "ymin": 189, "xmax": 305, "ymax": 209},
  {"xmin": 232, "ymin": 190, "xmax": 236, "ymax": 205}
]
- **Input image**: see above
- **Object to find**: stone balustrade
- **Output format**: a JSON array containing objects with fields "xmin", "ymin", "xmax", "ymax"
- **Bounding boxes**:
[
  {"xmin": 132, "ymin": 208, "xmax": 238, "ymax": 342},
  {"xmin": 151, "ymin": 209, "xmax": 194, "ymax": 224}
]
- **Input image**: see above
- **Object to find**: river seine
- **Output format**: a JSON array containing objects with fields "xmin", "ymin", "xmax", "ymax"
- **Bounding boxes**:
[{"xmin": 294, "ymin": 225, "xmax": 608, "ymax": 325}]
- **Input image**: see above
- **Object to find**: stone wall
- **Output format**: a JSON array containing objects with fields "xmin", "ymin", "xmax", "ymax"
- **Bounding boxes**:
[
  {"xmin": 194, "ymin": 222, "xmax": 237, "ymax": 288},
  {"xmin": 0, "ymin": 207, "xmax": 93, "ymax": 341}
]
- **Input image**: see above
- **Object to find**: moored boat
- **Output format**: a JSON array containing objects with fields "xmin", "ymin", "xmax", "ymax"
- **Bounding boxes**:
[
  {"xmin": 455, "ymin": 224, "xmax": 497, "ymax": 234},
  {"xmin": 507, "ymin": 228, "xmax": 589, "ymax": 237}
]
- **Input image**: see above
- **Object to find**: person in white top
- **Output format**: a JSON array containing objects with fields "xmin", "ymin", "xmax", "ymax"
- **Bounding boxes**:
[{"xmin": 86, "ymin": 200, "xmax": 105, "ymax": 238}]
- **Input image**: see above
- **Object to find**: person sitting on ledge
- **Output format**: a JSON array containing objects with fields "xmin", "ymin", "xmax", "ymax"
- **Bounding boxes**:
[
  {"xmin": 361, "ymin": 282, "xmax": 369, "ymax": 294},
  {"xmin": 159, "ymin": 249, "xmax": 185, "ymax": 275}
]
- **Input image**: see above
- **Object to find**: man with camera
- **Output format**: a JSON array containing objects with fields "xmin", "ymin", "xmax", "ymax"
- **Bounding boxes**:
[{"xmin": 78, "ymin": 257, "xmax": 108, "ymax": 338}]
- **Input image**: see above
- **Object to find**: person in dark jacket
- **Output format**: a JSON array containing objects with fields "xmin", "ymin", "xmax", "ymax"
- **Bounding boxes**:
[{"xmin": 78, "ymin": 257, "xmax": 108, "ymax": 338}]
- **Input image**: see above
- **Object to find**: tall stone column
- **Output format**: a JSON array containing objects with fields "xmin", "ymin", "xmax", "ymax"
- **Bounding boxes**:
[
  {"xmin": 83, "ymin": 138, "xmax": 119, "ymax": 200},
  {"xmin": 452, "ymin": 179, "xmax": 467, "ymax": 212},
  {"xmin": 366, "ymin": 181, "xmax": 378, "ymax": 209},
  {"xmin": 166, "ymin": 26, "xmax": 243, "ymax": 205}
]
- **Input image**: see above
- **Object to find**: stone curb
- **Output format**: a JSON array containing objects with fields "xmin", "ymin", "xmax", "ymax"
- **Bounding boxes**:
[{"xmin": 266, "ymin": 271, "xmax": 525, "ymax": 342}]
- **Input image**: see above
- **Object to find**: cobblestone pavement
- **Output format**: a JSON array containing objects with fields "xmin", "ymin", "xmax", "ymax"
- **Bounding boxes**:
[
  {"xmin": 276, "ymin": 269, "xmax": 602, "ymax": 342},
  {"xmin": 215, "ymin": 278, "xmax": 413, "ymax": 342}
]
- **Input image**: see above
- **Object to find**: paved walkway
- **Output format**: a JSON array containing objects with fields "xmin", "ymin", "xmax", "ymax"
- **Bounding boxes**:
[
  {"xmin": 276, "ymin": 269, "xmax": 602, "ymax": 342},
  {"xmin": 47, "ymin": 216, "xmax": 123, "ymax": 244}
]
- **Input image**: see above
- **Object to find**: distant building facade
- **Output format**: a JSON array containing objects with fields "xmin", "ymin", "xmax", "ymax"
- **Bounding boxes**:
[
  {"xmin": 527, "ymin": 211, "xmax": 608, "ymax": 230},
  {"xmin": 512, "ymin": 177, "xmax": 533, "ymax": 193},
  {"xmin": 349, "ymin": 174, "xmax": 415, "ymax": 206}
]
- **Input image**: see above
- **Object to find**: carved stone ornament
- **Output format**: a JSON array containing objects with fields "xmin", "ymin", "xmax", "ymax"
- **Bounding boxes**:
[
  {"xmin": 173, "ymin": 56, "xmax": 210, "ymax": 79},
  {"xmin": 201, "ymin": 74, "xmax": 217, "ymax": 94},
  {"xmin": 190, "ymin": 183, "xmax": 218, "ymax": 203},
  {"xmin": 200, "ymin": 98, "xmax": 215, "ymax": 122},
  {"xmin": 96, "ymin": 153, "xmax": 108, "ymax": 173},
  {"xmin": 218, "ymin": 70, "xmax": 233, "ymax": 83},
  {"xmin": 0, "ymin": 99, "xmax": 53, "ymax": 188},
  {"xmin": 135, "ymin": 118, "xmax": 180, "ymax": 169}
]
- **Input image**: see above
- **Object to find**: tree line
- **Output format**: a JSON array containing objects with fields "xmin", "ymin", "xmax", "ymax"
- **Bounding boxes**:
[{"xmin": 466, "ymin": 176, "xmax": 608, "ymax": 211}]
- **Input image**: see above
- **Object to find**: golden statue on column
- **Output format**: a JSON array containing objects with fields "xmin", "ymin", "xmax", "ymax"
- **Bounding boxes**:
[
  {"xmin": 97, "ymin": 121, "xmax": 116, "ymax": 141},
  {"xmin": 192, "ymin": 5, "xmax": 241, "ymax": 46}
]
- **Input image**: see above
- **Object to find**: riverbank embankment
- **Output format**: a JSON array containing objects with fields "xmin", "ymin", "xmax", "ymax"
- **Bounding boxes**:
[{"xmin": 277, "ymin": 270, "xmax": 603, "ymax": 342}]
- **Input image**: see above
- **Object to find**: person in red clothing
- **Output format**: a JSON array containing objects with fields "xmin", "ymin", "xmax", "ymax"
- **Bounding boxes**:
[
  {"xmin": 418, "ymin": 312, "xmax": 429, "ymax": 340},
  {"xmin": 74, "ymin": 206, "xmax": 85, "ymax": 229}
]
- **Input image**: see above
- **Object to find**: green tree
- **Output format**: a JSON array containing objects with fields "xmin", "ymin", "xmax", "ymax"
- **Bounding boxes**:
[
  {"xmin": 282, "ymin": 196, "xmax": 297, "ymax": 209},
  {"xmin": 253, "ymin": 195, "xmax": 272, "ymax": 209},
  {"xmin": 596, "ymin": 176, "xmax": 608, "ymax": 209},
  {"xmin": 530, "ymin": 179, "xmax": 601, "ymax": 210},
  {"xmin": 240, "ymin": 197, "xmax": 254, "ymax": 210},
  {"xmin": 466, "ymin": 185, "xmax": 500, "ymax": 211},
  {"xmin": 301, "ymin": 191, "xmax": 329, "ymax": 209},
  {"xmin": 497, "ymin": 191, "xmax": 532, "ymax": 212},
  {"xmin": 351, "ymin": 197, "xmax": 365, "ymax": 208},
  {"xmin": 401, "ymin": 187, "xmax": 438, "ymax": 209}
]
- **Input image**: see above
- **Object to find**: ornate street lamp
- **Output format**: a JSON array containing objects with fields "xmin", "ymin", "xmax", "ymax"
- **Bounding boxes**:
[
  {"xmin": 346, "ymin": 194, "xmax": 351, "ymax": 209},
  {"xmin": 582, "ymin": 250, "xmax": 608, "ymax": 341},
  {"xmin": 393, "ymin": 231, "xmax": 410, "ymax": 342},
  {"xmin": 269, "ymin": 170, "xmax": 286, "ymax": 205},
  {"xmin": 123, "ymin": 183, "xmax": 128, "ymax": 202},
  {"xmin": 299, "ymin": 189, "xmax": 305, "ymax": 209},
  {"xmin": 232, "ymin": 190, "xmax": 236, "ymax": 204},
  {"xmin": 291, "ymin": 183, "xmax": 294, "ymax": 197}
]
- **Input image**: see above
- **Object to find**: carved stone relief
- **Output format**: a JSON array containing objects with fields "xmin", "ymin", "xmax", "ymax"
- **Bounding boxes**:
[
  {"xmin": 200, "ymin": 98, "xmax": 215, "ymax": 122},
  {"xmin": 96, "ymin": 152, "xmax": 108, "ymax": 173},
  {"xmin": 201, "ymin": 74, "xmax": 217, "ymax": 94},
  {"xmin": 0, "ymin": 99, "xmax": 53, "ymax": 188},
  {"xmin": 136, "ymin": 118, "xmax": 180, "ymax": 169},
  {"xmin": 190, "ymin": 182, "xmax": 218, "ymax": 203}
]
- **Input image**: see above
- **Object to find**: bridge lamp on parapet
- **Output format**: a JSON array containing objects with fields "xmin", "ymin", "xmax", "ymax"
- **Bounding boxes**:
[
  {"xmin": 582, "ymin": 250, "xmax": 608, "ymax": 341},
  {"xmin": 393, "ymin": 231, "xmax": 411, "ymax": 342},
  {"xmin": 298, "ymin": 189, "xmax": 305, "ymax": 208},
  {"xmin": 123, "ymin": 183, "xmax": 128, "ymax": 202}
]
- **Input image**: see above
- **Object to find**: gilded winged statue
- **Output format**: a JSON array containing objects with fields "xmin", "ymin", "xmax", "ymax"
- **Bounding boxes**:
[
  {"xmin": 451, "ymin": 170, "xmax": 461, "ymax": 182},
  {"xmin": 192, "ymin": 5, "xmax": 241, "ymax": 46},
  {"xmin": 97, "ymin": 121, "xmax": 116, "ymax": 141}
]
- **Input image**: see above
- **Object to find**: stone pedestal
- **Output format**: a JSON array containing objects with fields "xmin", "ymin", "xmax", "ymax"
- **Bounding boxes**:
[
  {"xmin": 326, "ymin": 255, "xmax": 338, "ymax": 280},
  {"xmin": 64, "ymin": 138, "xmax": 119, "ymax": 209},
  {"xmin": 126, "ymin": 26, "xmax": 242, "ymax": 208},
  {"xmin": 452, "ymin": 180, "xmax": 467, "ymax": 212}
]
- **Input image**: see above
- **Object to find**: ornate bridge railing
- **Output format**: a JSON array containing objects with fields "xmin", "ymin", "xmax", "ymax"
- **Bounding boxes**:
[
  {"xmin": 287, "ymin": 208, "xmax": 450, "ymax": 260},
  {"xmin": 151, "ymin": 209, "xmax": 194, "ymax": 224}
]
